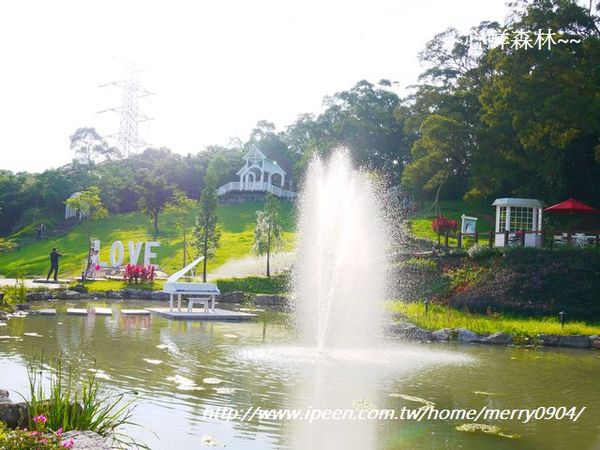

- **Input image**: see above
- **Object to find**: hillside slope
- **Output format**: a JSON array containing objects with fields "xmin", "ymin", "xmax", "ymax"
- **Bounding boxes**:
[{"xmin": 0, "ymin": 202, "xmax": 296, "ymax": 277}]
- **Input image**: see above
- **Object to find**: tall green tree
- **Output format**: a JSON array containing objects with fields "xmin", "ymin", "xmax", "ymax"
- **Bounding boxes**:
[
  {"xmin": 194, "ymin": 162, "xmax": 221, "ymax": 282},
  {"xmin": 477, "ymin": 0, "xmax": 600, "ymax": 202},
  {"xmin": 65, "ymin": 187, "xmax": 108, "ymax": 280},
  {"xmin": 253, "ymin": 194, "xmax": 284, "ymax": 277},
  {"xmin": 165, "ymin": 191, "xmax": 196, "ymax": 268},
  {"xmin": 401, "ymin": 114, "xmax": 473, "ymax": 202},
  {"xmin": 137, "ymin": 172, "xmax": 174, "ymax": 237}
]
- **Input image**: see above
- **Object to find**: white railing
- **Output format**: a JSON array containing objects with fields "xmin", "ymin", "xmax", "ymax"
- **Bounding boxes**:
[{"xmin": 217, "ymin": 181, "xmax": 297, "ymax": 198}]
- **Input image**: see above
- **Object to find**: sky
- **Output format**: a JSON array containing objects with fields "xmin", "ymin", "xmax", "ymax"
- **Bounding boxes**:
[{"xmin": 0, "ymin": 0, "xmax": 510, "ymax": 173}]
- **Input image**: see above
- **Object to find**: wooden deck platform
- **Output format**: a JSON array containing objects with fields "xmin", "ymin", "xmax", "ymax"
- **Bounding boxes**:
[
  {"xmin": 145, "ymin": 307, "xmax": 257, "ymax": 321},
  {"xmin": 120, "ymin": 309, "xmax": 151, "ymax": 316}
]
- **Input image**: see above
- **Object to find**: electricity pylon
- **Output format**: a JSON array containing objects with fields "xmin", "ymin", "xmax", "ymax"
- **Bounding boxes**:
[{"xmin": 98, "ymin": 63, "xmax": 153, "ymax": 157}]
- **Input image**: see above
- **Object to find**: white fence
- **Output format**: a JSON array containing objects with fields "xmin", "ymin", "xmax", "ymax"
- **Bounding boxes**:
[{"xmin": 217, "ymin": 181, "xmax": 297, "ymax": 198}]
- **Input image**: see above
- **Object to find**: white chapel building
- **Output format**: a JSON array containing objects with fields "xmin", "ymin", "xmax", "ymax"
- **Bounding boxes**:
[{"xmin": 218, "ymin": 145, "xmax": 297, "ymax": 200}]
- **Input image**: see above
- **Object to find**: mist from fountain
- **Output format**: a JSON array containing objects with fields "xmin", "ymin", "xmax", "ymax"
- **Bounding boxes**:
[{"xmin": 293, "ymin": 150, "xmax": 388, "ymax": 351}]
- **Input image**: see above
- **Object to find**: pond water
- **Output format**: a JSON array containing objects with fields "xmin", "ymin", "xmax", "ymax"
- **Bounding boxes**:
[{"xmin": 1, "ymin": 300, "xmax": 600, "ymax": 449}]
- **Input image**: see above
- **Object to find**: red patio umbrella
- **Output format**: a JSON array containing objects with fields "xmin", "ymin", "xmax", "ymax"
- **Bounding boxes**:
[
  {"xmin": 544, "ymin": 198, "xmax": 600, "ymax": 214},
  {"xmin": 544, "ymin": 198, "xmax": 600, "ymax": 236}
]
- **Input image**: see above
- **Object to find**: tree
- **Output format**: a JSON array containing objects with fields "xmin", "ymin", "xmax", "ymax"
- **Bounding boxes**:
[
  {"xmin": 137, "ymin": 172, "xmax": 174, "ymax": 237},
  {"xmin": 253, "ymin": 194, "xmax": 284, "ymax": 277},
  {"xmin": 70, "ymin": 127, "xmax": 120, "ymax": 168},
  {"xmin": 65, "ymin": 187, "xmax": 108, "ymax": 280},
  {"xmin": 401, "ymin": 114, "xmax": 473, "ymax": 202},
  {"xmin": 165, "ymin": 191, "xmax": 196, "ymax": 268},
  {"xmin": 194, "ymin": 162, "xmax": 221, "ymax": 282},
  {"xmin": 477, "ymin": 0, "xmax": 600, "ymax": 202},
  {"xmin": 285, "ymin": 81, "xmax": 409, "ymax": 182}
]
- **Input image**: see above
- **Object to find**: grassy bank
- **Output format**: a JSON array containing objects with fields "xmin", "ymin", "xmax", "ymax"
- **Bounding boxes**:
[
  {"xmin": 67, "ymin": 274, "xmax": 289, "ymax": 295},
  {"xmin": 0, "ymin": 202, "xmax": 296, "ymax": 277},
  {"xmin": 68, "ymin": 280, "xmax": 163, "ymax": 292},
  {"xmin": 408, "ymin": 200, "xmax": 493, "ymax": 244},
  {"xmin": 216, "ymin": 274, "xmax": 289, "ymax": 295},
  {"xmin": 391, "ymin": 301, "xmax": 600, "ymax": 336}
]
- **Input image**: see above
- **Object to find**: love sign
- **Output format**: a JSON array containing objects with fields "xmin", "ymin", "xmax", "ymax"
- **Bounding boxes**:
[{"xmin": 93, "ymin": 240, "xmax": 160, "ymax": 267}]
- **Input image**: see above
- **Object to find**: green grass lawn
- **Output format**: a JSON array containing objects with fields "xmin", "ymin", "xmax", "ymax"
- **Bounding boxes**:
[
  {"xmin": 67, "ymin": 273, "xmax": 288, "ymax": 295},
  {"xmin": 391, "ymin": 301, "xmax": 600, "ymax": 336},
  {"xmin": 408, "ymin": 199, "xmax": 495, "ymax": 245},
  {"xmin": 0, "ymin": 201, "xmax": 296, "ymax": 277}
]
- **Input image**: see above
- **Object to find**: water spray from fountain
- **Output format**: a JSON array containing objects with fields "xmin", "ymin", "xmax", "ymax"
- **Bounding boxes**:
[{"xmin": 294, "ymin": 149, "xmax": 389, "ymax": 352}]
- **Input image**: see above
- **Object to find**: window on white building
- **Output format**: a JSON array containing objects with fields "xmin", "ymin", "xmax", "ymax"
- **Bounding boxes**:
[
  {"xmin": 498, "ymin": 206, "xmax": 534, "ymax": 232},
  {"xmin": 510, "ymin": 207, "xmax": 534, "ymax": 231}
]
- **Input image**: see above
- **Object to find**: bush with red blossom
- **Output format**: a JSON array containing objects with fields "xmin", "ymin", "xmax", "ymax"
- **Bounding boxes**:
[
  {"xmin": 431, "ymin": 216, "xmax": 458, "ymax": 236},
  {"xmin": 123, "ymin": 264, "xmax": 155, "ymax": 283}
]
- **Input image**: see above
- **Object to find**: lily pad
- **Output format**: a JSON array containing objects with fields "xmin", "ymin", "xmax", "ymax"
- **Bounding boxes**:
[
  {"xmin": 143, "ymin": 358, "xmax": 163, "ymax": 365},
  {"xmin": 214, "ymin": 387, "xmax": 237, "ymax": 395},
  {"xmin": 395, "ymin": 394, "xmax": 435, "ymax": 408},
  {"xmin": 456, "ymin": 423, "xmax": 520, "ymax": 439},
  {"xmin": 24, "ymin": 332, "xmax": 43, "ymax": 338},
  {"xmin": 167, "ymin": 375, "xmax": 205, "ymax": 391},
  {"xmin": 201, "ymin": 434, "xmax": 225, "ymax": 447}
]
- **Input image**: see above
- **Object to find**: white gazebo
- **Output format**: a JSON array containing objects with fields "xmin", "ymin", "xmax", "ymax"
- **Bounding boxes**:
[
  {"xmin": 493, "ymin": 198, "xmax": 545, "ymax": 247},
  {"xmin": 218, "ymin": 145, "xmax": 296, "ymax": 199}
]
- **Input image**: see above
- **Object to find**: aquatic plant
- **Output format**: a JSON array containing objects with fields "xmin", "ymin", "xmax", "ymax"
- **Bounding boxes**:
[{"xmin": 24, "ymin": 356, "xmax": 149, "ymax": 449}]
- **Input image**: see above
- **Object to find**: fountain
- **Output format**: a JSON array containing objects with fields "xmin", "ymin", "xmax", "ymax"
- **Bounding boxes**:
[
  {"xmin": 294, "ymin": 150, "xmax": 388, "ymax": 351},
  {"xmin": 239, "ymin": 149, "xmax": 470, "ymax": 449}
]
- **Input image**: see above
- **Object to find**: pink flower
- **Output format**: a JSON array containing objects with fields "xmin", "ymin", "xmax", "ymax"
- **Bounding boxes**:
[
  {"xmin": 57, "ymin": 427, "xmax": 63, "ymax": 436},
  {"xmin": 33, "ymin": 415, "xmax": 47, "ymax": 423},
  {"xmin": 62, "ymin": 438, "xmax": 75, "ymax": 449}
]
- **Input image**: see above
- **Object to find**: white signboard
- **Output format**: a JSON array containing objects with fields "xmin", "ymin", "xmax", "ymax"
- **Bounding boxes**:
[{"xmin": 461, "ymin": 215, "xmax": 478, "ymax": 234}]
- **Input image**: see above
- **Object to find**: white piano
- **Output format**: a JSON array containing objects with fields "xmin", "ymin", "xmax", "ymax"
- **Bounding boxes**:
[{"xmin": 163, "ymin": 256, "xmax": 220, "ymax": 312}]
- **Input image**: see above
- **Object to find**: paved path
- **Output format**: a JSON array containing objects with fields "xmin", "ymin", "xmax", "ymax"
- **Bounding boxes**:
[
  {"xmin": 208, "ymin": 252, "xmax": 295, "ymax": 279},
  {"xmin": 0, "ymin": 278, "xmax": 68, "ymax": 289}
]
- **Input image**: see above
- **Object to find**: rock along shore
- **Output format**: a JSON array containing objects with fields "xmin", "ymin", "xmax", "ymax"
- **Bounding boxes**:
[
  {"xmin": 25, "ymin": 288, "xmax": 289, "ymax": 307},
  {"xmin": 0, "ymin": 390, "xmax": 111, "ymax": 449},
  {"xmin": 385, "ymin": 322, "xmax": 600, "ymax": 350}
]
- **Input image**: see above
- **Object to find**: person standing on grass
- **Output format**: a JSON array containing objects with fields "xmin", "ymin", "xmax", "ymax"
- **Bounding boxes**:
[{"xmin": 46, "ymin": 248, "xmax": 63, "ymax": 282}]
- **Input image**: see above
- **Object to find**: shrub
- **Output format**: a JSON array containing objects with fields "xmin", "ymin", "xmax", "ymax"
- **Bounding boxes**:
[
  {"xmin": 431, "ymin": 216, "xmax": 457, "ymax": 235},
  {"xmin": 452, "ymin": 249, "xmax": 600, "ymax": 319},
  {"xmin": 446, "ymin": 266, "xmax": 488, "ymax": 292},
  {"xmin": 0, "ymin": 238, "xmax": 18, "ymax": 255},
  {"xmin": 467, "ymin": 245, "xmax": 501, "ymax": 260},
  {"xmin": 2, "ymin": 274, "xmax": 27, "ymax": 305},
  {"xmin": 0, "ymin": 421, "xmax": 73, "ymax": 450},
  {"xmin": 123, "ymin": 264, "xmax": 155, "ymax": 283},
  {"xmin": 403, "ymin": 257, "xmax": 437, "ymax": 273}
]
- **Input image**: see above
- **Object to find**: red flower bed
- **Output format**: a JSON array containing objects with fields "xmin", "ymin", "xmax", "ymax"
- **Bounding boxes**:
[{"xmin": 123, "ymin": 264, "xmax": 155, "ymax": 283}]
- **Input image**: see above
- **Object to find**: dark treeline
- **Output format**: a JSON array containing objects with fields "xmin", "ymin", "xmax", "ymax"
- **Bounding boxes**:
[{"xmin": 1, "ymin": 0, "xmax": 599, "ymax": 238}]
